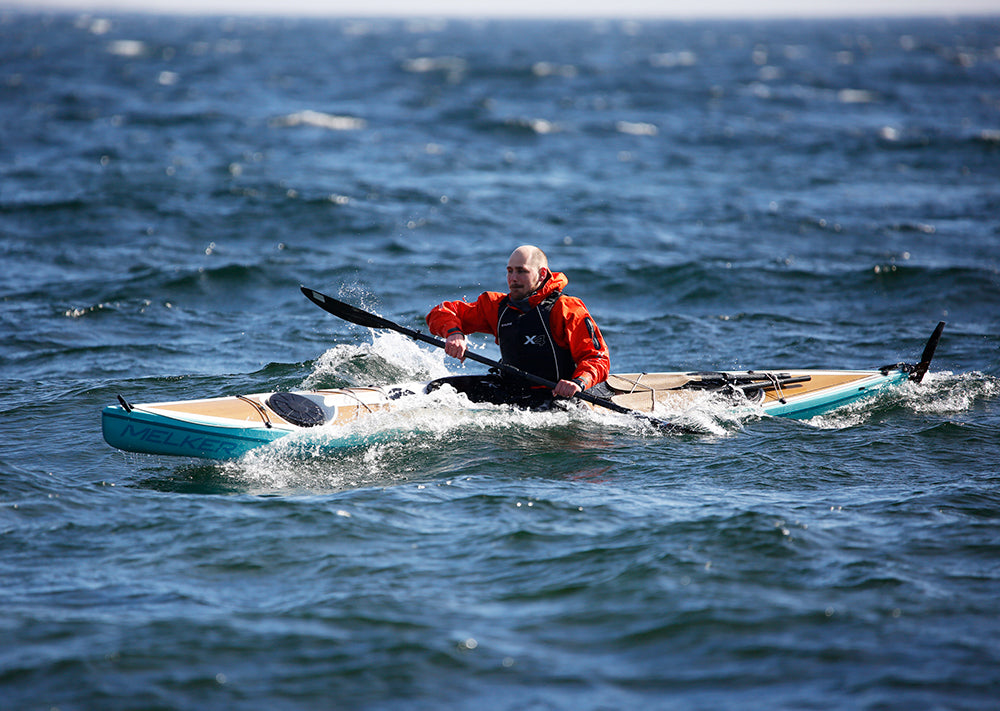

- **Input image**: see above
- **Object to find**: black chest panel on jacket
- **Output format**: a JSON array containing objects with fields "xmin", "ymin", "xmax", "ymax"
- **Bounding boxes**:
[{"xmin": 497, "ymin": 291, "xmax": 576, "ymax": 386}]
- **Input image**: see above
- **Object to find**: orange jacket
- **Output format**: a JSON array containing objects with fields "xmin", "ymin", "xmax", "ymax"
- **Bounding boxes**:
[{"xmin": 426, "ymin": 271, "xmax": 610, "ymax": 389}]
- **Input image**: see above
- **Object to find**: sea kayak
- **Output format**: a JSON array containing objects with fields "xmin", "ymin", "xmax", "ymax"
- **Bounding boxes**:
[
  {"xmin": 104, "ymin": 287, "xmax": 944, "ymax": 460},
  {"xmin": 103, "ymin": 327, "xmax": 941, "ymax": 461}
]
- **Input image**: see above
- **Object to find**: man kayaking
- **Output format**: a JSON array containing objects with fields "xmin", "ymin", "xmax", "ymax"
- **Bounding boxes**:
[{"xmin": 425, "ymin": 245, "xmax": 610, "ymax": 407}]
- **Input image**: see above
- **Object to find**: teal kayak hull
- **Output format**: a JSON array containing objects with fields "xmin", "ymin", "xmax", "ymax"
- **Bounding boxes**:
[
  {"xmin": 102, "ymin": 404, "xmax": 290, "ymax": 460},
  {"xmin": 101, "ymin": 367, "xmax": 919, "ymax": 461},
  {"xmin": 102, "ymin": 321, "xmax": 942, "ymax": 461},
  {"xmin": 761, "ymin": 368, "xmax": 910, "ymax": 419}
]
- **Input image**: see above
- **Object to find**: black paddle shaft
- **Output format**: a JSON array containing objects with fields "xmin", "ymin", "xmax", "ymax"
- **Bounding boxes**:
[{"xmin": 300, "ymin": 286, "xmax": 692, "ymax": 433}]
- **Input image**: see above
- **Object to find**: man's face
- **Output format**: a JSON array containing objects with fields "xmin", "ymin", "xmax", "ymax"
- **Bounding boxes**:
[
  {"xmin": 507, "ymin": 251, "xmax": 547, "ymax": 300},
  {"xmin": 507, "ymin": 251, "xmax": 548, "ymax": 301}
]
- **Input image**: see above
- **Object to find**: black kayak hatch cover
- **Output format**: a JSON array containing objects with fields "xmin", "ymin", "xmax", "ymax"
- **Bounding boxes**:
[{"xmin": 266, "ymin": 392, "xmax": 326, "ymax": 428}]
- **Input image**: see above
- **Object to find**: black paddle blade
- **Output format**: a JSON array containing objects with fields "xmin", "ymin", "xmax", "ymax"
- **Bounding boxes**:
[
  {"xmin": 300, "ymin": 286, "xmax": 395, "ymax": 331},
  {"xmin": 910, "ymin": 321, "xmax": 945, "ymax": 383}
]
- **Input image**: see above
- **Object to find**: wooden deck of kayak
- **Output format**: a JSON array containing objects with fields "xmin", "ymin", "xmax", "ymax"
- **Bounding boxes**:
[
  {"xmin": 606, "ymin": 371, "xmax": 879, "ymax": 413},
  {"xmin": 148, "ymin": 388, "xmax": 391, "ymax": 427}
]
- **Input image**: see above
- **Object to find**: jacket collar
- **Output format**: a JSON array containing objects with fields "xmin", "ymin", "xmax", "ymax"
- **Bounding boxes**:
[{"xmin": 511, "ymin": 271, "xmax": 568, "ymax": 309}]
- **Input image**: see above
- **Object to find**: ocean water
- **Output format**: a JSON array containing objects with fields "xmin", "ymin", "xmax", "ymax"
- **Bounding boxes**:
[{"xmin": 2, "ymin": 10, "xmax": 1000, "ymax": 710}]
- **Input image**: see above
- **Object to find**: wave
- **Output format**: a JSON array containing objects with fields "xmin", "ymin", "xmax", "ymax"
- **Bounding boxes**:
[
  {"xmin": 301, "ymin": 331, "xmax": 451, "ymax": 390},
  {"xmin": 270, "ymin": 110, "xmax": 367, "ymax": 132},
  {"xmin": 225, "ymin": 397, "xmax": 621, "ymax": 494}
]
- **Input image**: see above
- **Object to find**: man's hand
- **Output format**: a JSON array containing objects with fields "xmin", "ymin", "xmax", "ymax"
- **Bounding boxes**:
[
  {"xmin": 445, "ymin": 332, "xmax": 468, "ymax": 361},
  {"xmin": 552, "ymin": 379, "xmax": 582, "ymax": 399}
]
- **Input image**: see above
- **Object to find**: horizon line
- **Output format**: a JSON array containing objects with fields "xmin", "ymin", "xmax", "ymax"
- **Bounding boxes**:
[{"xmin": 8, "ymin": 1, "xmax": 1000, "ymax": 21}]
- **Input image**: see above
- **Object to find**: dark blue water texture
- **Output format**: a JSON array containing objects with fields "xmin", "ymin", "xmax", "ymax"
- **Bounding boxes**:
[{"xmin": 2, "ymin": 11, "xmax": 999, "ymax": 711}]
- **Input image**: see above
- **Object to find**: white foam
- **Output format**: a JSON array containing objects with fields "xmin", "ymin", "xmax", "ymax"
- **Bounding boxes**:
[
  {"xmin": 794, "ymin": 371, "xmax": 996, "ymax": 430},
  {"xmin": 271, "ymin": 110, "xmax": 367, "ymax": 131},
  {"xmin": 301, "ymin": 331, "xmax": 452, "ymax": 389},
  {"xmin": 905, "ymin": 371, "xmax": 999, "ymax": 415},
  {"xmin": 226, "ymin": 383, "xmax": 611, "ymax": 492},
  {"xmin": 107, "ymin": 39, "xmax": 147, "ymax": 57}
]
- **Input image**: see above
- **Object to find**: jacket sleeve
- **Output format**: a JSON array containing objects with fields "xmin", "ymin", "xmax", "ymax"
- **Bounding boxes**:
[
  {"xmin": 426, "ymin": 292, "xmax": 502, "ymax": 340},
  {"xmin": 551, "ymin": 297, "xmax": 610, "ymax": 388}
]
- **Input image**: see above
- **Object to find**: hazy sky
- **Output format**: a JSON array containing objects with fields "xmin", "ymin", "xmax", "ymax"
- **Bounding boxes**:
[{"xmin": 13, "ymin": 0, "xmax": 1000, "ymax": 18}]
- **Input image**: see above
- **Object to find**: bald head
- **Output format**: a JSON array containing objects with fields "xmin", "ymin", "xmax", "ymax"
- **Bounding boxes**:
[
  {"xmin": 509, "ymin": 245, "xmax": 548, "ymax": 271},
  {"xmin": 506, "ymin": 245, "xmax": 550, "ymax": 300}
]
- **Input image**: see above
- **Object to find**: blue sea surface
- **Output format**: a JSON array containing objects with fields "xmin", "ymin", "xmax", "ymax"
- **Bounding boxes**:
[{"xmin": 2, "ymin": 10, "xmax": 999, "ymax": 710}]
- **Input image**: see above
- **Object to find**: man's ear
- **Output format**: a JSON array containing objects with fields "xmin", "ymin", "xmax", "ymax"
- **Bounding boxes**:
[{"xmin": 539, "ymin": 267, "xmax": 549, "ymax": 280}]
